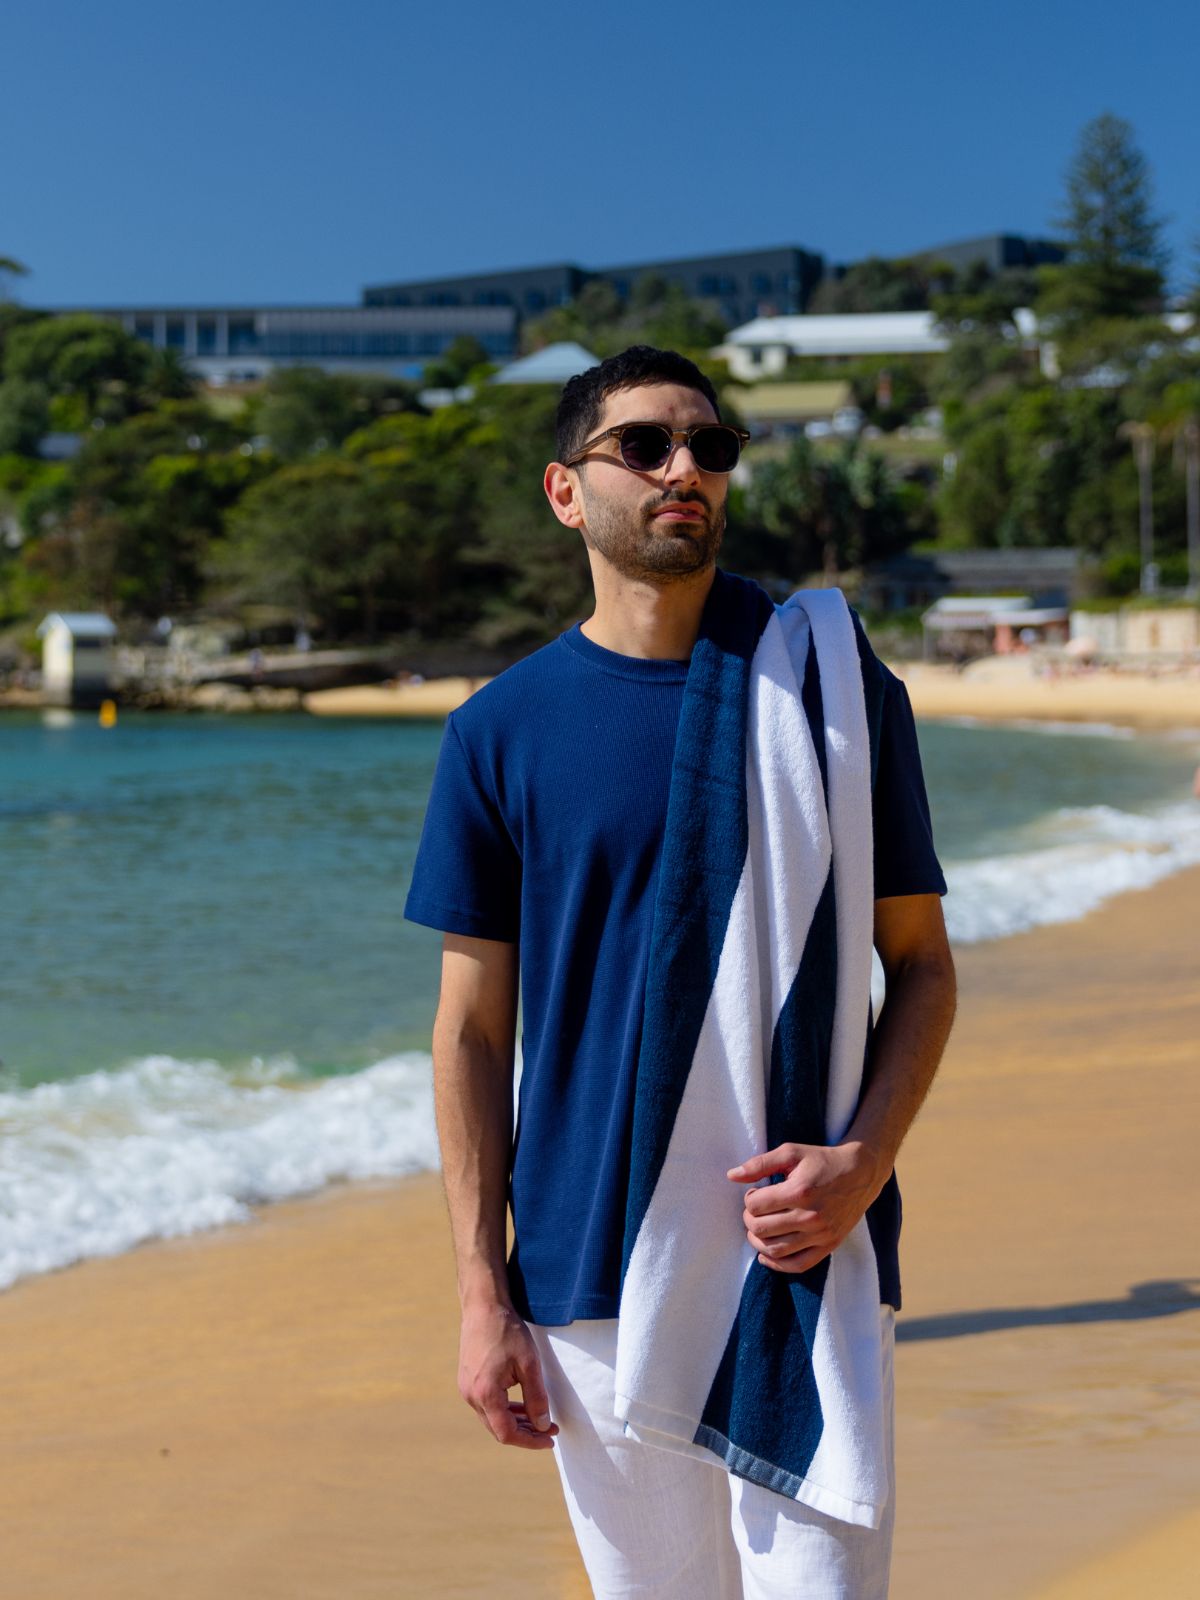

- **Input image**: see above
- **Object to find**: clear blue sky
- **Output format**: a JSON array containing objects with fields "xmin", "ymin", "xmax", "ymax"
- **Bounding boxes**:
[{"xmin": 6, "ymin": 0, "xmax": 1197, "ymax": 307}]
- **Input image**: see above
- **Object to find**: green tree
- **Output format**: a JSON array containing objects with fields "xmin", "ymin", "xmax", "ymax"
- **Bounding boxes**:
[
  {"xmin": 146, "ymin": 347, "xmax": 199, "ymax": 401},
  {"xmin": 451, "ymin": 383, "xmax": 592, "ymax": 647},
  {"xmin": 218, "ymin": 459, "xmax": 385, "ymax": 636},
  {"xmin": 1037, "ymin": 112, "xmax": 1168, "ymax": 328},
  {"xmin": 935, "ymin": 381, "xmax": 1186, "ymax": 562},
  {"xmin": 523, "ymin": 277, "xmax": 727, "ymax": 360},
  {"xmin": 421, "ymin": 336, "xmax": 495, "ymax": 389},
  {"xmin": 931, "ymin": 264, "xmax": 1041, "ymax": 402},
  {"xmin": 522, "ymin": 281, "xmax": 622, "ymax": 353},
  {"xmin": 843, "ymin": 356, "xmax": 931, "ymax": 431},
  {"xmin": 0, "ymin": 379, "xmax": 51, "ymax": 455},
  {"xmin": 809, "ymin": 256, "xmax": 956, "ymax": 315},
  {"xmin": 0, "ymin": 454, "xmax": 71, "ymax": 620},
  {"xmin": 344, "ymin": 404, "xmax": 488, "ymax": 634},
  {"xmin": 1, "ymin": 314, "xmax": 159, "ymax": 424},
  {"xmin": 636, "ymin": 281, "xmax": 728, "ymax": 355},
  {"xmin": 0, "ymin": 301, "xmax": 42, "ymax": 369},
  {"xmin": 216, "ymin": 447, "xmax": 469, "ymax": 640},
  {"xmin": 0, "ymin": 255, "xmax": 29, "ymax": 300},
  {"xmin": 744, "ymin": 437, "xmax": 909, "ymax": 580},
  {"xmin": 249, "ymin": 366, "xmax": 420, "ymax": 461},
  {"xmin": 217, "ymin": 397, "xmax": 485, "ymax": 640},
  {"xmin": 30, "ymin": 401, "xmax": 258, "ymax": 616}
]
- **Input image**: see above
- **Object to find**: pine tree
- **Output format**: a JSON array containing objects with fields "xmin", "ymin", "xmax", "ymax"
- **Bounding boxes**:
[
  {"xmin": 0, "ymin": 255, "xmax": 30, "ymax": 302},
  {"xmin": 1037, "ymin": 112, "xmax": 1167, "ymax": 326}
]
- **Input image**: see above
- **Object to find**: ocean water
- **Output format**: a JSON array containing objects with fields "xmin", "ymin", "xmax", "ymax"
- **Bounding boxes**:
[
  {"xmin": 2, "ymin": 706, "xmax": 1198, "ymax": 1290},
  {"xmin": 923, "ymin": 718, "xmax": 1200, "ymax": 943}
]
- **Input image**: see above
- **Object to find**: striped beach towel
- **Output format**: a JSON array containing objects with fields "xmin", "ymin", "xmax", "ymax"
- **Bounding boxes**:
[{"xmin": 613, "ymin": 567, "xmax": 890, "ymax": 1529}]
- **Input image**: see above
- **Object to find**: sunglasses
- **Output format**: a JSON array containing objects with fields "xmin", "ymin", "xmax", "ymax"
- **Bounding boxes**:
[{"xmin": 563, "ymin": 421, "xmax": 751, "ymax": 475}]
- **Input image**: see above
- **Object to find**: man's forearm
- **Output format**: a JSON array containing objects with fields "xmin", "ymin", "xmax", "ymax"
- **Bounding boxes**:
[
  {"xmin": 431, "ymin": 1016, "xmax": 516, "ymax": 1311},
  {"xmin": 847, "ymin": 951, "xmax": 957, "ymax": 1181}
]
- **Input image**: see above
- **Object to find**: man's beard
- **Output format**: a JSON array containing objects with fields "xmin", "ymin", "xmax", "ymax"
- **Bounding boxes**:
[{"xmin": 580, "ymin": 486, "xmax": 726, "ymax": 584}]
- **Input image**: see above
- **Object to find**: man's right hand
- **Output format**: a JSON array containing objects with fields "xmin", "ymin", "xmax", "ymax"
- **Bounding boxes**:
[{"xmin": 458, "ymin": 1301, "xmax": 559, "ymax": 1450}]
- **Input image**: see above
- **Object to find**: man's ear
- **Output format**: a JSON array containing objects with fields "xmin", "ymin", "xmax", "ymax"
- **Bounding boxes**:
[{"xmin": 544, "ymin": 461, "xmax": 586, "ymax": 530}]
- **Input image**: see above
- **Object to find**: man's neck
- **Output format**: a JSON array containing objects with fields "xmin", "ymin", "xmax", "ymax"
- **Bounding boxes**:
[{"xmin": 580, "ymin": 564, "xmax": 717, "ymax": 662}]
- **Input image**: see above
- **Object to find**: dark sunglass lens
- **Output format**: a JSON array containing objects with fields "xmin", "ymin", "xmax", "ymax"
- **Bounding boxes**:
[
  {"xmin": 691, "ymin": 427, "xmax": 741, "ymax": 473},
  {"xmin": 619, "ymin": 425, "xmax": 673, "ymax": 471}
]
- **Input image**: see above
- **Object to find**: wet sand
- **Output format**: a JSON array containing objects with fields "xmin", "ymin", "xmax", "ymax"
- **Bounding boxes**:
[
  {"xmin": 888, "ymin": 862, "xmax": 1200, "ymax": 1597},
  {"xmin": 1, "ymin": 869, "xmax": 1198, "ymax": 1597}
]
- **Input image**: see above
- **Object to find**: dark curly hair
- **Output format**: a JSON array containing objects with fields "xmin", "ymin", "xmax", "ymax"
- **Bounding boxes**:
[{"xmin": 555, "ymin": 345, "xmax": 720, "ymax": 464}]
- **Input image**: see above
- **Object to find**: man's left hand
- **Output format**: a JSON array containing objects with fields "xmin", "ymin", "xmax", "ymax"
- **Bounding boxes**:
[{"xmin": 726, "ymin": 1142, "xmax": 888, "ymax": 1274}]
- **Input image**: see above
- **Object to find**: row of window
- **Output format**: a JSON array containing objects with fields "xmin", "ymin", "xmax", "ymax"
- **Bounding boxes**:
[
  {"xmin": 132, "ymin": 317, "xmax": 246, "ymax": 352},
  {"xmin": 251, "ymin": 332, "xmax": 513, "ymax": 358},
  {"xmin": 383, "ymin": 287, "xmax": 568, "ymax": 312},
  {"xmin": 128, "ymin": 324, "xmax": 513, "ymax": 360},
  {"xmin": 698, "ymin": 271, "xmax": 800, "ymax": 298},
  {"xmin": 126, "ymin": 268, "xmax": 807, "ymax": 358},
  {"xmin": 379, "ymin": 271, "xmax": 804, "ymax": 311}
]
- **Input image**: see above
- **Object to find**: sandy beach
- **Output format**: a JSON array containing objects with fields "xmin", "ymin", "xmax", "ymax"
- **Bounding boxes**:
[
  {"xmin": 300, "ymin": 660, "xmax": 1200, "ymax": 733},
  {"xmin": 303, "ymin": 678, "xmax": 492, "ymax": 719},
  {"xmin": 895, "ymin": 660, "xmax": 1200, "ymax": 732},
  {"xmin": 1, "ymin": 867, "xmax": 1198, "ymax": 1597}
]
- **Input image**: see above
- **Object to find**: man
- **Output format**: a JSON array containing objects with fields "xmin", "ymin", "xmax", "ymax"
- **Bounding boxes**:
[{"xmin": 404, "ymin": 346, "xmax": 956, "ymax": 1598}]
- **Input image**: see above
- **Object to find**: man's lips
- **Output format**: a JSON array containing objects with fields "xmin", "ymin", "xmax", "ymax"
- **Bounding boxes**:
[{"xmin": 651, "ymin": 504, "xmax": 707, "ymax": 522}]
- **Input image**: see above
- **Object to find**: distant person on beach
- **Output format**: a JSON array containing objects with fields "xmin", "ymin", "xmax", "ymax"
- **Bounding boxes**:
[{"xmin": 405, "ymin": 347, "xmax": 957, "ymax": 1598}]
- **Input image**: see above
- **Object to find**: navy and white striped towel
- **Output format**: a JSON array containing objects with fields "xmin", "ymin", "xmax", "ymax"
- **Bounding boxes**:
[{"xmin": 614, "ymin": 567, "xmax": 889, "ymax": 1529}]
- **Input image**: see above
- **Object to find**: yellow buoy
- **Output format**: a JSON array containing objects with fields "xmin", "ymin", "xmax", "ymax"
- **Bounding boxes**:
[{"xmin": 99, "ymin": 699, "xmax": 118, "ymax": 728}]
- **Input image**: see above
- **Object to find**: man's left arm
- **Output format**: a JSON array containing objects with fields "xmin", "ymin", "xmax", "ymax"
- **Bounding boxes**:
[{"xmin": 728, "ymin": 893, "xmax": 957, "ymax": 1273}]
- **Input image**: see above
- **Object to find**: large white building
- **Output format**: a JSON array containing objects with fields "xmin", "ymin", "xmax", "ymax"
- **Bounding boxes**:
[
  {"xmin": 65, "ymin": 304, "xmax": 518, "ymax": 385},
  {"xmin": 716, "ymin": 309, "xmax": 1040, "ymax": 380}
]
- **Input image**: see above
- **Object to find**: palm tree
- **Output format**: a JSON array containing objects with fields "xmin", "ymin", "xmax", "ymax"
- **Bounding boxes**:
[
  {"xmin": 745, "ymin": 436, "xmax": 906, "ymax": 582},
  {"xmin": 1149, "ymin": 379, "xmax": 1200, "ymax": 596},
  {"xmin": 1116, "ymin": 420, "xmax": 1156, "ymax": 592}
]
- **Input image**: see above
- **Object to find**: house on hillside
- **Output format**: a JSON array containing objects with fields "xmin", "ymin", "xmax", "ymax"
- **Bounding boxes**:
[
  {"xmin": 715, "ymin": 309, "xmax": 1040, "ymax": 382},
  {"xmin": 730, "ymin": 380, "xmax": 859, "ymax": 439}
]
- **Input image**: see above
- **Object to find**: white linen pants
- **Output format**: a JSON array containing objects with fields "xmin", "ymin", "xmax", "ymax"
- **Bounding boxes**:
[{"xmin": 528, "ymin": 1308, "xmax": 895, "ymax": 1600}]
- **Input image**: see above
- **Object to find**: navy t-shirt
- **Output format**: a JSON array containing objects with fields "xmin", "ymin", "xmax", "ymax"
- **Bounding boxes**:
[{"xmin": 404, "ymin": 592, "xmax": 947, "ymax": 1323}]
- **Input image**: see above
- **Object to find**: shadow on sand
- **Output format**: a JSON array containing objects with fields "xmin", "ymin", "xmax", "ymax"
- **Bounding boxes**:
[{"xmin": 897, "ymin": 1278, "xmax": 1200, "ymax": 1343}]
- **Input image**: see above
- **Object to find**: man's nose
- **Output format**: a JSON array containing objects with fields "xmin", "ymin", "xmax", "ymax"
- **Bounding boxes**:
[{"xmin": 661, "ymin": 440, "xmax": 703, "ymax": 488}]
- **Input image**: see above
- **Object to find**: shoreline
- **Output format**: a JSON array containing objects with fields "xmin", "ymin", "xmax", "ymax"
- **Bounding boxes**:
[
  {"xmin": 305, "ymin": 661, "xmax": 1200, "ymax": 730},
  {"xmin": 6, "ymin": 660, "xmax": 1200, "ymax": 731},
  {"xmin": 1, "ymin": 868, "xmax": 1198, "ymax": 1595}
]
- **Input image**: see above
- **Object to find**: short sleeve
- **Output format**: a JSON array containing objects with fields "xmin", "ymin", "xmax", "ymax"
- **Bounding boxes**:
[
  {"xmin": 872, "ymin": 673, "xmax": 947, "ymax": 900},
  {"xmin": 403, "ymin": 712, "xmax": 522, "ymax": 941}
]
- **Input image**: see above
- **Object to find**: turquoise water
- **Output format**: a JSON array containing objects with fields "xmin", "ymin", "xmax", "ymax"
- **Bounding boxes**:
[
  {"xmin": 3, "ymin": 708, "xmax": 1199, "ymax": 1088},
  {"xmin": 917, "ymin": 716, "xmax": 1200, "ymax": 861},
  {"xmin": 1, "ymin": 705, "xmax": 1198, "ymax": 1291},
  {"xmin": 3, "ymin": 710, "xmax": 444, "ymax": 1085}
]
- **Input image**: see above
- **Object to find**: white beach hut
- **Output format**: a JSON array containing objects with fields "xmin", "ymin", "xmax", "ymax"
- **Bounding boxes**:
[{"xmin": 36, "ymin": 612, "xmax": 118, "ymax": 707}]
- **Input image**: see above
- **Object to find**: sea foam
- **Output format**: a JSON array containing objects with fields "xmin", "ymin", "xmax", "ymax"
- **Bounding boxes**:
[
  {"xmin": 942, "ymin": 801, "xmax": 1200, "ymax": 944},
  {"xmin": 5, "ymin": 800, "xmax": 1199, "ymax": 1294},
  {"xmin": 0, "ymin": 1051, "xmax": 438, "ymax": 1291}
]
